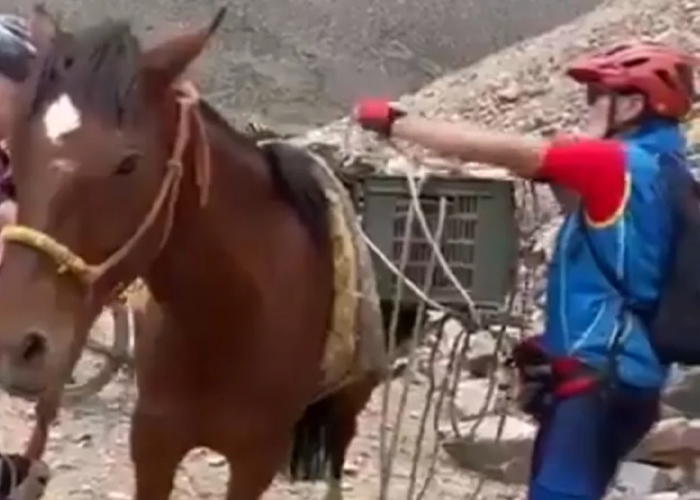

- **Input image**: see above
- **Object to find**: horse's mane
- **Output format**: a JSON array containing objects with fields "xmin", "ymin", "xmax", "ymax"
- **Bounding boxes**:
[
  {"xmin": 28, "ymin": 19, "xmax": 141, "ymax": 127},
  {"xmin": 198, "ymin": 100, "xmax": 330, "ymax": 248},
  {"xmin": 198, "ymin": 99, "xmax": 259, "ymax": 151}
]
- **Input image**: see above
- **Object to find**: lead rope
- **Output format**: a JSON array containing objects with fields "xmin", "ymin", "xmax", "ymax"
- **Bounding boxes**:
[{"xmin": 94, "ymin": 81, "xmax": 211, "ymax": 286}]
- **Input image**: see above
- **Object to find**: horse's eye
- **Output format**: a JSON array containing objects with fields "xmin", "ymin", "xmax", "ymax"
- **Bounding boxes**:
[{"xmin": 113, "ymin": 152, "xmax": 140, "ymax": 176}]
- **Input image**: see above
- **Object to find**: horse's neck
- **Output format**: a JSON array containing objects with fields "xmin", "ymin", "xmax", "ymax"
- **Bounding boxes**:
[{"xmin": 143, "ymin": 112, "xmax": 273, "ymax": 319}]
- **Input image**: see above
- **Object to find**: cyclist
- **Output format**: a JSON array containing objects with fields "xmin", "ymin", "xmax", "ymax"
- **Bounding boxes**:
[{"xmin": 353, "ymin": 41, "xmax": 698, "ymax": 500}]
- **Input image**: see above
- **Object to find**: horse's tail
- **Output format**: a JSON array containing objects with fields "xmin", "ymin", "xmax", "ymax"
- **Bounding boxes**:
[
  {"xmin": 288, "ymin": 374, "xmax": 379, "ymax": 481},
  {"xmin": 288, "ymin": 393, "xmax": 337, "ymax": 481}
]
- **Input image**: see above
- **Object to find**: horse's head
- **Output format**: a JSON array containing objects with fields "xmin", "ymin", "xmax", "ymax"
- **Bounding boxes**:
[{"xmin": 0, "ymin": 7, "xmax": 224, "ymax": 399}]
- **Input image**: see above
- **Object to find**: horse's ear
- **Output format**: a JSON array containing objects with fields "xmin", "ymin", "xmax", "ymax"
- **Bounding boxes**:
[
  {"xmin": 28, "ymin": 4, "xmax": 62, "ymax": 54},
  {"xmin": 140, "ymin": 7, "xmax": 226, "ymax": 91}
]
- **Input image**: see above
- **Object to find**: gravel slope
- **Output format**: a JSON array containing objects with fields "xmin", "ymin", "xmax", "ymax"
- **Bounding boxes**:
[{"xmin": 0, "ymin": 0, "xmax": 602, "ymax": 133}]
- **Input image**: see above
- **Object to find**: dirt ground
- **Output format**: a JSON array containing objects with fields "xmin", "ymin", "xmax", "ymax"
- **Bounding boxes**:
[{"xmin": 0, "ymin": 350, "xmax": 522, "ymax": 500}]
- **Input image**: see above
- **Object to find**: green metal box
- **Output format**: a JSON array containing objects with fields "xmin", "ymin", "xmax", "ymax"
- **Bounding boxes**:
[{"xmin": 356, "ymin": 175, "xmax": 518, "ymax": 317}]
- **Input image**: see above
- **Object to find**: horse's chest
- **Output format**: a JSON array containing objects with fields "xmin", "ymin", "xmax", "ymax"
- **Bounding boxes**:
[{"xmin": 138, "ymin": 316, "xmax": 305, "ymax": 391}]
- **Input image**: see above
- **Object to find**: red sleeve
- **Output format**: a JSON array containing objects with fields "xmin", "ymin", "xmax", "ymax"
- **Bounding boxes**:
[{"xmin": 539, "ymin": 139, "xmax": 628, "ymax": 225}]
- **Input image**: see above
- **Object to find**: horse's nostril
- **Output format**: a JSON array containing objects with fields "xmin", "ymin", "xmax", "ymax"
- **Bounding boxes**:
[{"xmin": 19, "ymin": 331, "xmax": 47, "ymax": 364}]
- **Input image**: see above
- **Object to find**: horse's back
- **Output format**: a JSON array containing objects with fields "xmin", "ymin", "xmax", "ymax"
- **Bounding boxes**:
[
  {"xmin": 258, "ymin": 140, "xmax": 331, "ymax": 249},
  {"xmin": 260, "ymin": 139, "xmax": 389, "ymax": 386}
]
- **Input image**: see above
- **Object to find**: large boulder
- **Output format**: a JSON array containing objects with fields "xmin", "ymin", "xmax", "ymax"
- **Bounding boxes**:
[
  {"xmin": 440, "ymin": 415, "xmax": 535, "ymax": 483},
  {"xmin": 614, "ymin": 463, "xmax": 677, "ymax": 497},
  {"xmin": 664, "ymin": 368, "xmax": 700, "ymax": 417}
]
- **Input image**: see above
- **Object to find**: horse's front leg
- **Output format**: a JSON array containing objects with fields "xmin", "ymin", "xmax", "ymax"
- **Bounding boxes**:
[
  {"xmin": 130, "ymin": 407, "xmax": 189, "ymax": 500},
  {"xmin": 225, "ymin": 433, "xmax": 289, "ymax": 500}
]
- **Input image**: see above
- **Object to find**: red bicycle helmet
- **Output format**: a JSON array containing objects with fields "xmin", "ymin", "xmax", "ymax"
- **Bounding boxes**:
[{"xmin": 567, "ymin": 41, "xmax": 700, "ymax": 119}]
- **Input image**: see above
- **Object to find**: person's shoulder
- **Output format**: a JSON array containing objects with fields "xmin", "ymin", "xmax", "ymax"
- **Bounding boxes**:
[
  {"xmin": 540, "ymin": 137, "xmax": 626, "ymax": 177},
  {"xmin": 621, "ymin": 142, "xmax": 660, "ymax": 172}
]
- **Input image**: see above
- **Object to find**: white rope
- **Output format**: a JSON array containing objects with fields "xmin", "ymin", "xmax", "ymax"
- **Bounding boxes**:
[
  {"xmin": 402, "ymin": 171, "xmax": 481, "ymax": 325},
  {"xmin": 343, "ymin": 123, "xmax": 482, "ymax": 325},
  {"xmin": 360, "ymin": 233, "xmax": 449, "ymax": 314}
]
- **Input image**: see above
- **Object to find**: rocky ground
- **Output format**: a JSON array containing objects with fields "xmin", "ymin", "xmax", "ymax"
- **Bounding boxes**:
[
  {"xmin": 2, "ymin": 0, "xmax": 700, "ymax": 499},
  {"xmin": 0, "ymin": 316, "xmax": 526, "ymax": 500},
  {"xmin": 3, "ymin": 317, "xmax": 697, "ymax": 500}
]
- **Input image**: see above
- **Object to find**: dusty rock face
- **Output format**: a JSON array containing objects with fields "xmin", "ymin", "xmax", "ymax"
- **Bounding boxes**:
[{"xmin": 0, "ymin": 0, "xmax": 604, "ymax": 134}]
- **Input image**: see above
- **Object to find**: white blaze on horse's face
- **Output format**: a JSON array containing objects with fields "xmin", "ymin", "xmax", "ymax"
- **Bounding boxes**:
[{"xmin": 43, "ymin": 93, "xmax": 82, "ymax": 144}]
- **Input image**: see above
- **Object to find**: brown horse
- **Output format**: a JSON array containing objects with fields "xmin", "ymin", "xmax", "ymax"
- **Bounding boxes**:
[{"xmin": 0, "ymin": 7, "xmax": 388, "ymax": 500}]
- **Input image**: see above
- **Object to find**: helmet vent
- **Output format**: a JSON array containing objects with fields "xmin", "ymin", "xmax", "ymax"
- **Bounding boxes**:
[
  {"xmin": 621, "ymin": 57, "xmax": 649, "ymax": 68},
  {"xmin": 605, "ymin": 45, "xmax": 629, "ymax": 56},
  {"xmin": 655, "ymin": 69, "xmax": 676, "ymax": 89},
  {"xmin": 676, "ymin": 63, "xmax": 696, "ymax": 98}
]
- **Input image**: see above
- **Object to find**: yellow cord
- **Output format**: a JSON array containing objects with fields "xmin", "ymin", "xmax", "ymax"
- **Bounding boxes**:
[{"xmin": 0, "ymin": 225, "xmax": 93, "ymax": 280}]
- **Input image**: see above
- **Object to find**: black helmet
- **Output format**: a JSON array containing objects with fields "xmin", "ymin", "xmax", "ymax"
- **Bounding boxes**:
[{"xmin": 0, "ymin": 15, "xmax": 36, "ymax": 82}]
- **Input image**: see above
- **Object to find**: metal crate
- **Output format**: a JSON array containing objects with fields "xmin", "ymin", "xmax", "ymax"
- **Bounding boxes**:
[{"xmin": 357, "ymin": 175, "xmax": 518, "ymax": 316}]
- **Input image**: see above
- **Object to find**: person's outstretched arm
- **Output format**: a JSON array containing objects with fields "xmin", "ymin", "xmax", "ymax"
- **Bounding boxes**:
[
  {"xmin": 391, "ymin": 115, "xmax": 545, "ymax": 178},
  {"xmin": 354, "ymin": 99, "xmax": 628, "ymax": 227},
  {"xmin": 0, "ymin": 452, "xmax": 50, "ymax": 500}
]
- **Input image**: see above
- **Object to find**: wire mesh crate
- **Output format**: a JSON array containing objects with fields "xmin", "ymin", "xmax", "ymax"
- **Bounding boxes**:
[{"xmin": 355, "ymin": 174, "xmax": 518, "ymax": 319}]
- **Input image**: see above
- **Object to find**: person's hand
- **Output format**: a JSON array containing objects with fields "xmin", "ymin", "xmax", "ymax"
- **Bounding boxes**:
[
  {"xmin": 0, "ymin": 15, "xmax": 35, "ymax": 83},
  {"xmin": 3, "ymin": 454, "xmax": 50, "ymax": 500},
  {"xmin": 504, "ymin": 335, "xmax": 553, "ymax": 420},
  {"xmin": 352, "ymin": 98, "xmax": 406, "ymax": 137}
]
